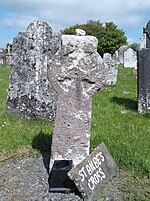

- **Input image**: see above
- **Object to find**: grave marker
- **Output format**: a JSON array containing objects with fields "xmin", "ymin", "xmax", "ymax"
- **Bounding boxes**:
[
  {"xmin": 124, "ymin": 48, "xmax": 137, "ymax": 68},
  {"xmin": 138, "ymin": 20, "xmax": 150, "ymax": 112},
  {"xmin": 103, "ymin": 53, "xmax": 118, "ymax": 85},
  {"xmin": 7, "ymin": 20, "xmax": 60, "ymax": 120},
  {"xmin": 48, "ymin": 34, "xmax": 108, "ymax": 171},
  {"xmin": 68, "ymin": 143, "xmax": 119, "ymax": 201}
]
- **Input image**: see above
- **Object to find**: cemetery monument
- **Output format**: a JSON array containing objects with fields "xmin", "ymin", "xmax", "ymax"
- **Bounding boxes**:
[
  {"xmin": 48, "ymin": 32, "xmax": 119, "ymax": 200},
  {"xmin": 103, "ymin": 53, "xmax": 118, "ymax": 85},
  {"xmin": 138, "ymin": 20, "xmax": 150, "ymax": 112},
  {"xmin": 6, "ymin": 20, "xmax": 60, "ymax": 121}
]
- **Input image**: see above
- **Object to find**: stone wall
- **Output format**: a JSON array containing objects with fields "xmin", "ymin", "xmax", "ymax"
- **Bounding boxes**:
[{"xmin": 7, "ymin": 20, "xmax": 60, "ymax": 121}]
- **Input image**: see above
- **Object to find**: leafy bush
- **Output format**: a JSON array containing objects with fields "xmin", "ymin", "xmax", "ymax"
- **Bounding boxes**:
[{"xmin": 62, "ymin": 20, "xmax": 128, "ymax": 56}]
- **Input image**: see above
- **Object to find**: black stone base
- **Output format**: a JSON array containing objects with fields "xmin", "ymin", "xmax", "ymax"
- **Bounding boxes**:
[{"xmin": 48, "ymin": 160, "xmax": 78, "ymax": 193}]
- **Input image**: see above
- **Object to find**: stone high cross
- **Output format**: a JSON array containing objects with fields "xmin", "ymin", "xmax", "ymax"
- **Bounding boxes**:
[{"xmin": 48, "ymin": 35, "xmax": 108, "ymax": 169}]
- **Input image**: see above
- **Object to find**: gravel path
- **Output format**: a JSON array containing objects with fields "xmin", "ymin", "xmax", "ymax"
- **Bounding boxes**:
[{"xmin": 0, "ymin": 154, "xmax": 123, "ymax": 201}]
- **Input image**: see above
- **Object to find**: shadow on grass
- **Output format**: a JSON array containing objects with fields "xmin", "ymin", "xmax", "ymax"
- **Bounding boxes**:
[
  {"xmin": 32, "ymin": 129, "xmax": 52, "ymax": 173},
  {"xmin": 111, "ymin": 96, "xmax": 138, "ymax": 111}
]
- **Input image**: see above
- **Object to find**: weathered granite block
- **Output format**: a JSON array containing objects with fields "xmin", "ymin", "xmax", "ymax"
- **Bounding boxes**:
[
  {"xmin": 48, "ymin": 34, "xmax": 108, "ymax": 169},
  {"xmin": 7, "ymin": 20, "xmax": 60, "ymax": 121}
]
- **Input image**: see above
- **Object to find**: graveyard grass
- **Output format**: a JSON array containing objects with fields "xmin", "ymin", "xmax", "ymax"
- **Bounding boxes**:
[{"xmin": 0, "ymin": 64, "xmax": 150, "ymax": 200}]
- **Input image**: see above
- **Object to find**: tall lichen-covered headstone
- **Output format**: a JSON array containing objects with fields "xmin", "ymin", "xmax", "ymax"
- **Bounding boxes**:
[
  {"xmin": 48, "ymin": 34, "xmax": 108, "ymax": 170},
  {"xmin": 7, "ymin": 20, "xmax": 60, "ymax": 120},
  {"xmin": 138, "ymin": 20, "xmax": 150, "ymax": 112}
]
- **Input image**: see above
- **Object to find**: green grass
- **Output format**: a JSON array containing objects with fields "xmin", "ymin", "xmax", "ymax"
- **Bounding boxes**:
[
  {"xmin": 0, "ymin": 64, "xmax": 150, "ymax": 199},
  {"xmin": 0, "ymin": 65, "xmax": 150, "ymax": 175},
  {"xmin": 91, "ymin": 65, "xmax": 150, "ymax": 176},
  {"xmin": 0, "ymin": 66, "xmax": 53, "ymax": 155}
]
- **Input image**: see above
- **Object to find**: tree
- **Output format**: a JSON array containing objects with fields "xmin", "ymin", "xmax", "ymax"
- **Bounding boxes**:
[
  {"xmin": 99, "ymin": 22, "xmax": 128, "ymax": 55},
  {"xmin": 62, "ymin": 20, "xmax": 128, "ymax": 56},
  {"xmin": 130, "ymin": 43, "xmax": 140, "ymax": 52}
]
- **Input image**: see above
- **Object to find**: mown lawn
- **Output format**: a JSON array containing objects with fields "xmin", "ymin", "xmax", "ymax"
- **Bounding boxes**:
[{"xmin": 0, "ymin": 64, "xmax": 150, "ymax": 200}]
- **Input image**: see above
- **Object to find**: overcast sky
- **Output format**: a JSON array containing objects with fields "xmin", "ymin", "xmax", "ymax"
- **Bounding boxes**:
[{"xmin": 0, "ymin": 0, "xmax": 150, "ymax": 47}]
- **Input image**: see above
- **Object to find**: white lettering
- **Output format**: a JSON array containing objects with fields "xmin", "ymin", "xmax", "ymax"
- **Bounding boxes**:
[
  {"xmin": 88, "ymin": 177, "xmax": 95, "ymax": 190},
  {"xmin": 79, "ymin": 151, "xmax": 106, "ymax": 189},
  {"xmin": 86, "ymin": 164, "xmax": 92, "ymax": 175},
  {"xmin": 99, "ymin": 167, "xmax": 106, "ymax": 180},
  {"xmin": 89, "ymin": 160, "xmax": 96, "ymax": 172},
  {"xmin": 97, "ymin": 152, "xmax": 105, "ymax": 162},
  {"xmin": 79, "ymin": 167, "xmax": 87, "ymax": 182}
]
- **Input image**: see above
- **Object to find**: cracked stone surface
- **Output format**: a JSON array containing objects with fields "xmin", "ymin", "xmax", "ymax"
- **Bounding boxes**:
[
  {"xmin": 6, "ymin": 20, "xmax": 60, "ymax": 121},
  {"xmin": 48, "ymin": 34, "xmax": 108, "ymax": 169}
]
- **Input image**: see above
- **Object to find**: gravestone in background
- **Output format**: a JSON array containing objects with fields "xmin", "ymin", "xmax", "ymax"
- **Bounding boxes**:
[
  {"xmin": 7, "ymin": 20, "xmax": 60, "ymax": 121},
  {"xmin": 113, "ymin": 45, "xmax": 129, "ymax": 64},
  {"xmin": 103, "ymin": 53, "xmax": 118, "ymax": 85},
  {"xmin": 138, "ymin": 20, "xmax": 150, "ymax": 112},
  {"xmin": 6, "ymin": 54, "xmax": 13, "ymax": 65},
  {"xmin": 0, "ymin": 56, "xmax": 3, "ymax": 64},
  {"xmin": 140, "ymin": 33, "xmax": 146, "ymax": 49},
  {"xmin": 124, "ymin": 48, "xmax": 137, "ymax": 68},
  {"xmin": 48, "ymin": 34, "xmax": 108, "ymax": 171}
]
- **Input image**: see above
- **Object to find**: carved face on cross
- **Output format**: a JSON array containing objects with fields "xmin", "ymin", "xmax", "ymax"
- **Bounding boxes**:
[{"xmin": 48, "ymin": 35, "xmax": 107, "ymax": 98}]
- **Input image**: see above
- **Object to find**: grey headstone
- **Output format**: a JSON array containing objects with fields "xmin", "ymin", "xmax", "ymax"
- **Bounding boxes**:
[
  {"xmin": 103, "ymin": 53, "xmax": 118, "ymax": 85},
  {"xmin": 138, "ymin": 49, "xmax": 150, "ymax": 112},
  {"xmin": 6, "ymin": 20, "xmax": 60, "ymax": 121},
  {"xmin": 124, "ymin": 48, "xmax": 137, "ymax": 68},
  {"xmin": 68, "ymin": 143, "xmax": 119, "ymax": 201},
  {"xmin": 0, "ymin": 56, "xmax": 3, "ymax": 64},
  {"xmin": 140, "ymin": 33, "xmax": 146, "ymax": 49},
  {"xmin": 103, "ymin": 53, "xmax": 112, "ymax": 60},
  {"xmin": 117, "ymin": 45, "xmax": 129, "ymax": 64},
  {"xmin": 6, "ymin": 54, "xmax": 13, "ymax": 65},
  {"xmin": 138, "ymin": 20, "xmax": 150, "ymax": 112},
  {"xmin": 48, "ymin": 35, "xmax": 108, "ymax": 170},
  {"xmin": 144, "ymin": 20, "xmax": 150, "ymax": 48}
]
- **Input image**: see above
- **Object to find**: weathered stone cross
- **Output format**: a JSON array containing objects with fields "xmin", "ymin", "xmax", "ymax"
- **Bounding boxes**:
[{"xmin": 48, "ymin": 34, "xmax": 108, "ymax": 169}]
